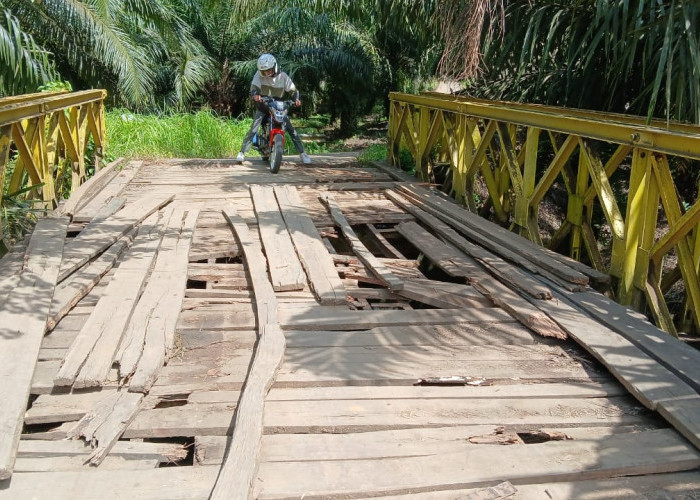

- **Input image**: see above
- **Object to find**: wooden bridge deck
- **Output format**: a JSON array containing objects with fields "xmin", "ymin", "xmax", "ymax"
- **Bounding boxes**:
[{"xmin": 2, "ymin": 153, "xmax": 700, "ymax": 498}]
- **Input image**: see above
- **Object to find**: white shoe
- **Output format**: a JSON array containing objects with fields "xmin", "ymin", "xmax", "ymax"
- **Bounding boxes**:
[
  {"xmin": 236, "ymin": 152, "xmax": 245, "ymax": 162},
  {"xmin": 300, "ymin": 152, "xmax": 311, "ymax": 164}
]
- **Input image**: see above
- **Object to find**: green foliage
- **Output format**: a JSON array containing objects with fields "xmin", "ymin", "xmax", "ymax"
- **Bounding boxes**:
[
  {"xmin": 469, "ymin": 0, "xmax": 700, "ymax": 124},
  {"xmin": 357, "ymin": 143, "xmax": 387, "ymax": 165},
  {"xmin": 1, "ymin": 171, "xmax": 42, "ymax": 248},
  {"xmin": 38, "ymin": 80, "xmax": 72, "ymax": 92},
  {"xmin": 5, "ymin": 0, "xmax": 215, "ymax": 108},
  {"xmin": 0, "ymin": 7, "xmax": 56, "ymax": 96}
]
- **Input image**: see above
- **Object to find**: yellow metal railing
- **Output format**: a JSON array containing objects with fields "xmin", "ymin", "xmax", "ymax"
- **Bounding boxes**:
[
  {"xmin": 388, "ymin": 92, "xmax": 700, "ymax": 336},
  {"xmin": 0, "ymin": 90, "xmax": 107, "ymax": 248}
]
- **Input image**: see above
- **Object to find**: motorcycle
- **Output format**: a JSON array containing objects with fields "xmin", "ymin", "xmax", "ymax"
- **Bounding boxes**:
[{"xmin": 251, "ymin": 96, "xmax": 296, "ymax": 174}]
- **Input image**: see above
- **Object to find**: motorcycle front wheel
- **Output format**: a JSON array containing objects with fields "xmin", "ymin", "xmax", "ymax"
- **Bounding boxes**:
[{"xmin": 270, "ymin": 134, "xmax": 283, "ymax": 174}]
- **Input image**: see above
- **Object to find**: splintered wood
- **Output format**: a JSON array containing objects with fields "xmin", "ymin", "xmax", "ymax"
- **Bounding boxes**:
[{"xmin": 1, "ymin": 156, "xmax": 699, "ymax": 498}]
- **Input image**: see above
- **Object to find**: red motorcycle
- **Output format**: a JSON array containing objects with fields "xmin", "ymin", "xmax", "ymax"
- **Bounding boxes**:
[{"xmin": 252, "ymin": 96, "xmax": 296, "ymax": 174}]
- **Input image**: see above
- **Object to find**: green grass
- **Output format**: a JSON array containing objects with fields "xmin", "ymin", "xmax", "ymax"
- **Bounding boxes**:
[
  {"xmin": 356, "ymin": 143, "xmax": 387, "ymax": 165},
  {"xmin": 106, "ymin": 109, "xmax": 344, "ymax": 160},
  {"xmin": 106, "ymin": 109, "xmax": 248, "ymax": 159}
]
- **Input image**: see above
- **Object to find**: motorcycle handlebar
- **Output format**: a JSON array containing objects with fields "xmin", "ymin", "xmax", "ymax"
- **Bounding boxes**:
[{"xmin": 259, "ymin": 96, "xmax": 297, "ymax": 107}]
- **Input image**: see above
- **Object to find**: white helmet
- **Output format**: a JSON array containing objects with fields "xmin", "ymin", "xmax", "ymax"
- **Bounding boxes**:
[{"xmin": 257, "ymin": 53, "xmax": 277, "ymax": 73}]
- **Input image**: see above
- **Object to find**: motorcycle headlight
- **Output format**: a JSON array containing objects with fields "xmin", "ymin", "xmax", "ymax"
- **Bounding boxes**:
[{"xmin": 273, "ymin": 109, "xmax": 287, "ymax": 121}]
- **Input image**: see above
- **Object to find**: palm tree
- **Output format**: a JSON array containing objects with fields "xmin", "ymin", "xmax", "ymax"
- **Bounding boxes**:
[
  {"xmin": 4, "ymin": 0, "xmax": 214, "ymax": 108},
  {"xmin": 0, "ymin": 6, "xmax": 56, "ymax": 96},
  {"xmin": 465, "ymin": 0, "xmax": 700, "ymax": 124}
]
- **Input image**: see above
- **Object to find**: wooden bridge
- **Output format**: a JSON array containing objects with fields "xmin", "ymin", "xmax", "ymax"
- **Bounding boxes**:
[{"xmin": 1, "ymin": 92, "xmax": 700, "ymax": 498}]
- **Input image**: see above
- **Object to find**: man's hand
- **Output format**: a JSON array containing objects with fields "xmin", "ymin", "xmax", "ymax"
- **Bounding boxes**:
[
  {"xmin": 253, "ymin": 95, "xmax": 262, "ymax": 102},
  {"xmin": 295, "ymin": 100, "xmax": 301, "ymax": 107}
]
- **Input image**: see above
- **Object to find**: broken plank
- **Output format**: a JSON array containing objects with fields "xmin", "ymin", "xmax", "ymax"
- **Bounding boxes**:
[
  {"xmin": 397, "ymin": 184, "xmax": 590, "ymax": 285},
  {"xmin": 55, "ymin": 215, "xmax": 165, "ymax": 388},
  {"xmin": 58, "ymin": 194, "xmax": 173, "ymax": 282},
  {"xmin": 471, "ymin": 275, "xmax": 566, "ymax": 339},
  {"xmin": 321, "ymin": 192, "xmax": 403, "ymax": 291},
  {"xmin": 17, "ymin": 438, "xmax": 186, "ymax": 463},
  {"xmin": 0, "ymin": 216, "xmax": 68, "ymax": 480},
  {"xmin": 68, "ymin": 390, "xmax": 144, "ymax": 465},
  {"xmin": 254, "ymin": 429, "xmax": 698, "ymax": 498},
  {"xmin": 396, "ymin": 221, "xmax": 485, "ymax": 280},
  {"xmin": 46, "ymin": 229, "xmax": 134, "ymax": 332},
  {"xmin": 125, "ymin": 209, "xmax": 199, "ymax": 393},
  {"xmin": 396, "ymin": 279, "xmax": 490, "ymax": 309},
  {"xmin": 386, "ymin": 190, "xmax": 551, "ymax": 299},
  {"xmin": 274, "ymin": 185, "xmax": 346, "ymax": 305},
  {"xmin": 250, "ymin": 185, "xmax": 307, "ymax": 291}
]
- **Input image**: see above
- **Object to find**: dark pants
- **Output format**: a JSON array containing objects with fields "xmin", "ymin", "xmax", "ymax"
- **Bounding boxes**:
[{"xmin": 240, "ymin": 109, "xmax": 305, "ymax": 154}]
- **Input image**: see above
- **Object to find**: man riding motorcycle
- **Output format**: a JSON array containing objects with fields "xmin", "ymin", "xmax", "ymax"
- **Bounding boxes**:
[{"xmin": 236, "ymin": 53, "xmax": 311, "ymax": 164}]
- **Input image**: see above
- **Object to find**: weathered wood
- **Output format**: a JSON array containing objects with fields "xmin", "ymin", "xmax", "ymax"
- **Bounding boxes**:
[
  {"xmin": 0, "ymin": 465, "xmax": 221, "ymax": 499},
  {"xmin": 386, "ymin": 190, "xmax": 552, "ymax": 299},
  {"xmin": 397, "ymin": 184, "xmax": 591, "ymax": 285},
  {"xmin": 471, "ymin": 275, "xmax": 567, "ymax": 339},
  {"xmin": 58, "ymin": 194, "xmax": 173, "ymax": 282},
  {"xmin": 530, "ymin": 283, "xmax": 700, "ymax": 449},
  {"xmin": 250, "ymin": 185, "xmax": 307, "ymax": 291},
  {"xmin": 211, "ymin": 210, "xmax": 286, "ymax": 500},
  {"xmin": 274, "ymin": 185, "xmax": 346, "ymax": 305},
  {"xmin": 396, "ymin": 221, "xmax": 485, "ymax": 279},
  {"xmin": 265, "ymin": 381, "xmax": 626, "ymax": 401},
  {"xmin": 321, "ymin": 192, "xmax": 404, "ymax": 291},
  {"xmin": 279, "ymin": 306, "xmax": 515, "ymax": 331},
  {"xmin": 54, "ymin": 215, "xmax": 164, "ymax": 388},
  {"xmin": 17, "ymin": 438, "xmax": 187, "ymax": 463},
  {"xmin": 59, "ymin": 157, "xmax": 124, "ymax": 217},
  {"xmin": 123, "ymin": 209, "xmax": 199, "ymax": 393},
  {"xmin": 72, "ymin": 161, "xmax": 142, "ymax": 221},
  {"xmin": 68, "ymin": 390, "xmax": 144, "ymax": 465},
  {"xmin": 396, "ymin": 279, "xmax": 490, "ymax": 308},
  {"xmin": 0, "ymin": 216, "xmax": 68, "ymax": 480},
  {"xmin": 254, "ymin": 429, "xmax": 699, "ymax": 497},
  {"xmin": 569, "ymin": 289, "xmax": 700, "ymax": 393},
  {"xmin": 367, "ymin": 223, "xmax": 405, "ymax": 258},
  {"xmin": 284, "ymin": 323, "xmax": 539, "ymax": 347},
  {"xmin": 25, "ymin": 388, "xmax": 119, "ymax": 424},
  {"xmin": 46, "ymin": 230, "xmax": 134, "ymax": 331},
  {"xmin": 13, "ymin": 455, "xmax": 159, "ymax": 472}
]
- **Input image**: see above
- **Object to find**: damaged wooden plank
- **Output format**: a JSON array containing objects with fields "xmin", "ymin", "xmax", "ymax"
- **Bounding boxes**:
[
  {"xmin": 54, "ymin": 213, "xmax": 165, "ymax": 388},
  {"xmin": 254, "ymin": 429, "xmax": 699, "ymax": 497},
  {"xmin": 46, "ymin": 229, "xmax": 135, "ymax": 332},
  {"xmin": 68, "ymin": 390, "xmax": 145, "ymax": 465},
  {"xmin": 250, "ymin": 185, "xmax": 307, "ymax": 291},
  {"xmin": 321, "ymin": 193, "xmax": 403, "ymax": 291},
  {"xmin": 274, "ymin": 185, "xmax": 346, "ymax": 305},
  {"xmin": 471, "ymin": 275, "xmax": 567, "ymax": 339},
  {"xmin": 121, "ymin": 208, "xmax": 199, "ymax": 393},
  {"xmin": 396, "ymin": 221, "xmax": 485, "ymax": 280},
  {"xmin": 397, "ymin": 184, "xmax": 591, "ymax": 285},
  {"xmin": 59, "ymin": 157, "xmax": 125, "ymax": 217},
  {"xmin": 0, "ymin": 216, "xmax": 68, "ymax": 480},
  {"xmin": 58, "ymin": 194, "xmax": 173, "ymax": 282},
  {"xmin": 211, "ymin": 209, "xmax": 287, "ymax": 499},
  {"xmin": 386, "ymin": 190, "xmax": 552, "ymax": 299}
]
